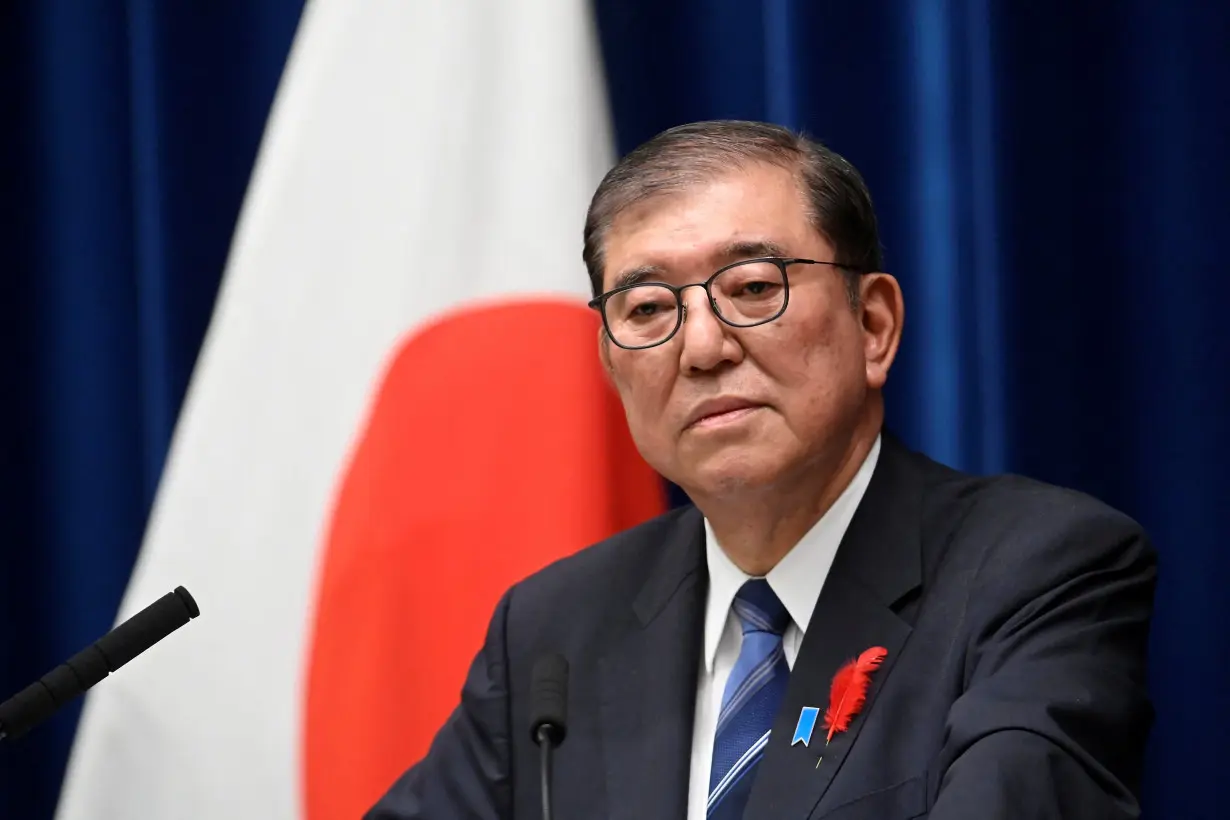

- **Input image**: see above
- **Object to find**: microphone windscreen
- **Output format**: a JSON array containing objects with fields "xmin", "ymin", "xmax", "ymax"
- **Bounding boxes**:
[
  {"xmin": 0, "ymin": 586, "xmax": 199, "ymax": 740},
  {"xmin": 529, "ymin": 653, "xmax": 569, "ymax": 745}
]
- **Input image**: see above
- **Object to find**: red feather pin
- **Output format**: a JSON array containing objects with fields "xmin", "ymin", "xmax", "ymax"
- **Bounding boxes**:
[{"xmin": 823, "ymin": 646, "xmax": 888, "ymax": 744}]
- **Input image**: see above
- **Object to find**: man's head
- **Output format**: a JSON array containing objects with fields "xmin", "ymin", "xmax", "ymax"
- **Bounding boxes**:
[{"xmin": 585, "ymin": 120, "xmax": 904, "ymax": 502}]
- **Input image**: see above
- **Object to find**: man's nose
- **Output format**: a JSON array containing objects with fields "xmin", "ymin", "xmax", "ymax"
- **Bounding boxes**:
[{"xmin": 677, "ymin": 286, "xmax": 735, "ymax": 372}]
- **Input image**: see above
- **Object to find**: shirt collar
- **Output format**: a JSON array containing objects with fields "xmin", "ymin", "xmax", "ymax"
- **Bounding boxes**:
[{"xmin": 701, "ymin": 433, "xmax": 882, "ymax": 673}]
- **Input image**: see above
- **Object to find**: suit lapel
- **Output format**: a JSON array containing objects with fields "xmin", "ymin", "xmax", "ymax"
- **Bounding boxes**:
[
  {"xmin": 744, "ymin": 433, "xmax": 926, "ymax": 820},
  {"xmin": 600, "ymin": 508, "xmax": 706, "ymax": 820}
]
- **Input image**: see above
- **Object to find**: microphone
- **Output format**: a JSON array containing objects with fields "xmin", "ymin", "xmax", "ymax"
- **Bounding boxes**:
[
  {"xmin": 529, "ymin": 653, "xmax": 569, "ymax": 820},
  {"xmin": 0, "ymin": 586, "xmax": 200, "ymax": 742}
]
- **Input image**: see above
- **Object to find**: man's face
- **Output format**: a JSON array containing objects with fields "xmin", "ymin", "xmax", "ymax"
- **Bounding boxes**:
[{"xmin": 599, "ymin": 162, "xmax": 882, "ymax": 499}]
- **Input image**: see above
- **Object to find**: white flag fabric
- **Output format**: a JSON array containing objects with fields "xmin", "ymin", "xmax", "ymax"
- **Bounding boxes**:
[{"xmin": 56, "ymin": 1, "xmax": 664, "ymax": 817}]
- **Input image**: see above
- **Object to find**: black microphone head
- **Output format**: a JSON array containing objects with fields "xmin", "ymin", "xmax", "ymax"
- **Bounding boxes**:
[
  {"xmin": 175, "ymin": 585, "xmax": 200, "ymax": 619},
  {"xmin": 529, "ymin": 653, "xmax": 568, "ymax": 747}
]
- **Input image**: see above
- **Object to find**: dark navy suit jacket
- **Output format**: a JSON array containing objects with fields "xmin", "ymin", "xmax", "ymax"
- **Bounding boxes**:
[{"xmin": 367, "ymin": 433, "xmax": 1156, "ymax": 819}]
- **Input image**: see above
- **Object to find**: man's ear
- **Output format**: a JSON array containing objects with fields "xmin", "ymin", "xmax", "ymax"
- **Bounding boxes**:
[{"xmin": 858, "ymin": 272, "xmax": 904, "ymax": 390}]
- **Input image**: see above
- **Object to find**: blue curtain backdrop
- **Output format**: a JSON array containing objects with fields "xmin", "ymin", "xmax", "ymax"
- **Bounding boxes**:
[
  {"xmin": 1, "ymin": 2, "xmax": 1226, "ymax": 818},
  {"xmin": 0, "ymin": 2, "xmax": 304, "ymax": 817}
]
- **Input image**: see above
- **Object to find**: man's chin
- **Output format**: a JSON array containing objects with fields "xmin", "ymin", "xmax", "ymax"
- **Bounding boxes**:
[{"xmin": 674, "ymin": 452, "xmax": 789, "ymax": 500}]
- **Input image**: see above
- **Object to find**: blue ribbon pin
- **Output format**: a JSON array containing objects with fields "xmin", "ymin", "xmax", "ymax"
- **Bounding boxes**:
[{"xmin": 792, "ymin": 706, "xmax": 820, "ymax": 747}]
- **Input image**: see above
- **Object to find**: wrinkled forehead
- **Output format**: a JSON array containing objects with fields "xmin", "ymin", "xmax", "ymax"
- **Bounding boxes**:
[{"xmin": 600, "ymin": 165, "xmax": 822, "ymax": 291}]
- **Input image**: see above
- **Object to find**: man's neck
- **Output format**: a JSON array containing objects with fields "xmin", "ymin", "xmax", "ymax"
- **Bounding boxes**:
[{"xmin": 696, "ymin": 418, "xmax": 881, "ymax": 577}]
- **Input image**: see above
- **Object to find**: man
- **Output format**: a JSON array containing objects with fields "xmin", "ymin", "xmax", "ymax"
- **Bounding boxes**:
[{"xmin": 368, "ymin": 121, "xmax": 1155, "ymax": 819}]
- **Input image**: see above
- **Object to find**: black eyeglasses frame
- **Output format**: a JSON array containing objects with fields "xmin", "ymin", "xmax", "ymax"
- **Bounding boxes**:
[{"xmin": 587, "ymin": 257, "xmax": 860, "ymax": 350}]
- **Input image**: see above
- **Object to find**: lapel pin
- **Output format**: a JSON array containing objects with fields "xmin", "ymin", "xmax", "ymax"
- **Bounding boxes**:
[
  {"xmin": 814, "ymin": 645, "xmax": 889, "ymax": 769},
  {"xmin": 791, "ymin": 706, "xmax": 820, "ymax": 747}
]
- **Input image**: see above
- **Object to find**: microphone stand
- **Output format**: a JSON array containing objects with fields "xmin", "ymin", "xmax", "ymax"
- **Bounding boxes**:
[
  {"xmin": 535, "ymin": 724, "xmax": 557, "ymax": 820},
  {"xmin": 529, "ymin": 653, "xmax": 567, "ymax": 820}
]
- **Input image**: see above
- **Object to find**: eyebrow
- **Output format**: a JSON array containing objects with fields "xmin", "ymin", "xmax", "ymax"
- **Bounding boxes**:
[
  {"xmin": 610, "ymin": 238, "xmax": 793, "ymax": 291},
  {"xmin": 612, "ymin": 264, "xmax": 668, "ymax": 290},
  {"xmin": 717, "ymin": 239, "xmax": 791, "ymax": 260}
]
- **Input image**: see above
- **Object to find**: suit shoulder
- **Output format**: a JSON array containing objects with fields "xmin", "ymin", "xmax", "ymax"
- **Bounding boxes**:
[
  {"xmin": 912, "ymin": 453, "xmax": 1155, "ymax": 588},
  {"xmin": 945, "ymin": 468, "xmax": 1145, "ymax": 541},
  {"xmin": 508, "ymin": 505, "xmax": 698, "ymax": 602}
]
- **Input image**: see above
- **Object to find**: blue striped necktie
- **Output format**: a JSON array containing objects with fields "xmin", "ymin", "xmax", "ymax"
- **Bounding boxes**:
[{"xmin": 707, "ymin": 579, "xmax": 791, "ymax": 818}]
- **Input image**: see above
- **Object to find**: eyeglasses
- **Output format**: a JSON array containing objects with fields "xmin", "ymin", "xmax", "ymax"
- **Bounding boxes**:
[{"xmin": 588, "ymin": 257, "xmax": 856, "ymax": 350}]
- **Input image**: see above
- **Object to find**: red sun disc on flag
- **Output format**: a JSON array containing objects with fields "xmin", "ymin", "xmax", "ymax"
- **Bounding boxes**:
[{"xmin": 301, "ymin": 299, "xmax": 666, "ymax": 820}]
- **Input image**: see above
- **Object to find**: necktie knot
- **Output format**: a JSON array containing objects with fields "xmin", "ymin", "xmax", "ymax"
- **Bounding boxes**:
[{"xmin": 732, "ymin": 579, "xmax": 790, "ymax": 637}]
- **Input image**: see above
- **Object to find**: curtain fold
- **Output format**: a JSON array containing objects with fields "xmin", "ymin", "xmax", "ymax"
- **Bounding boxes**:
[{"xmin": 0, "ymin": 3, "xmax": 303, "ymax": 817}]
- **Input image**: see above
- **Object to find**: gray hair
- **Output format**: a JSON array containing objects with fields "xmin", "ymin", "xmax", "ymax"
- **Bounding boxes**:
[{"xmin": 582, "ymin": 120, "xmax": 883, "ymax": 306}]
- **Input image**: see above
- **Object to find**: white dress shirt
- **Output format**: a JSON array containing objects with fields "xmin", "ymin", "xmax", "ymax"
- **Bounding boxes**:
[{"xmin": 685, "ymin": 434, "xmax": 881, "ymax": 820}]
